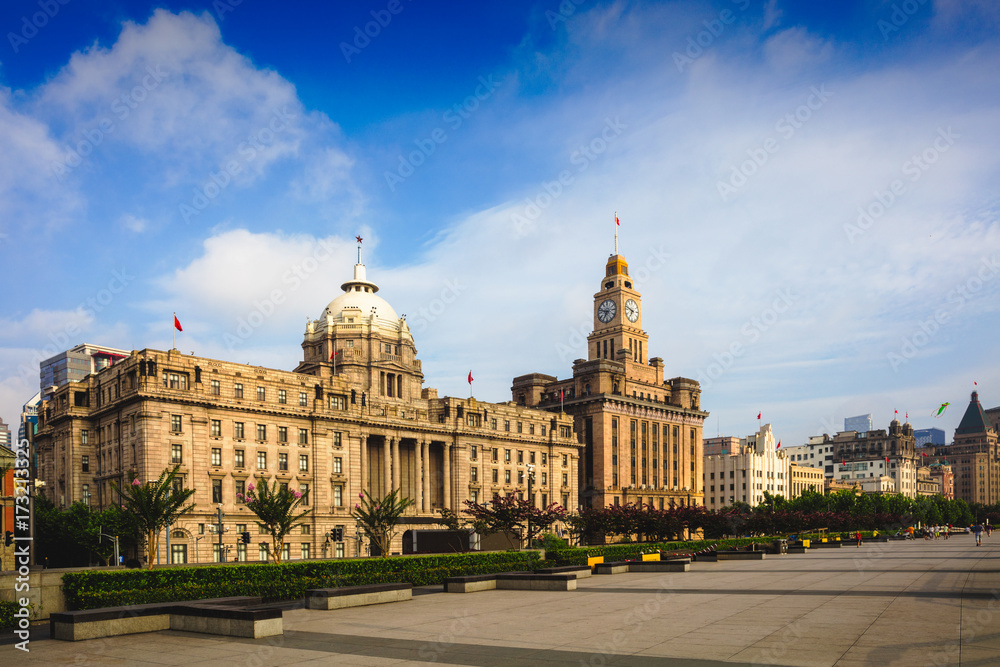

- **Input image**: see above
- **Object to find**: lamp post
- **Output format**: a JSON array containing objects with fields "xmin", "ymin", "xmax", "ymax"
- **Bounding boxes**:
[{"xmin": 526, "ymin": 464, "xmax": 535, "ymax": 548}]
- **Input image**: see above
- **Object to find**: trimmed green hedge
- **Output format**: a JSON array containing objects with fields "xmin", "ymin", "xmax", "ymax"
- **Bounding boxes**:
[
  {"xmin": 61, "ymin": 551, "xmax": 542, "ymax": 610},
  {"xmin": 544, "ymin": 537, "xmax": 784, "ymax": 566},
  {"xmin": 0, "ymin": 600, "xmax": 18, "ymax": 631}
]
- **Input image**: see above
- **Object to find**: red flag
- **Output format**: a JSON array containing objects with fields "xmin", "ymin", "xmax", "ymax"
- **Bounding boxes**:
[
  {"xmin": 885, "ymin": 456, "xmax": 889, "ymax": 464},
  {"xmin": 921, "ymin": 452, "xmax": 927, "ymax": 457},
  {"xmin": 776, "ymin": 440, "xmax": 781, "ymax": 450},
  {"xmin": 330, "ymin": 349, "xmax": 338, "ymax": 360},
  {"xmin": 467, "ymin": 371, "xmax": 473, "ymax": 384},
  {"xmin": 173, "ymin": 315, "xmax": 183, "ymax": 332},
  {"xmin": 842, "ymin": 459, "xmax": 846, "ymax": 466},
  {"xmin": 615, "ymin": 212, "xmax": 620, "ymax": 226},
  {"xmin": 757, "ymin": 412, "xmax": 761, "ymax": 420},
  {"xmin": 560, "ymin": 389, "xmax": 565, "ymax": 401}
]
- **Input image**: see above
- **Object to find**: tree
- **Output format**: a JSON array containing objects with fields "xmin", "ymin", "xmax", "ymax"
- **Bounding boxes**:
[
  {"xmin": 240, "ymin": 476, "xmax": 312, "ymax": 563},
  {"xmin": 352, "ymin": 488, "xmax": 413, "ymax": 557},
  {"xmin": 463, "ymin": 495, "xmax": 526, "ymax": 546},
  {"xmin": 109, "ymin": 465, "xmax": 195, "ymax": 570}
]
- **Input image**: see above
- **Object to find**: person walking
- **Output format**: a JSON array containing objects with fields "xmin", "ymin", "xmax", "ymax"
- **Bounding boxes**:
[
  {"xmin": 973, "ymin": 523, "xmax": 984, "ymax": 546},
  {"xmin": 855, "ymin": 530, "xmax": 862, "ymax": 548}
]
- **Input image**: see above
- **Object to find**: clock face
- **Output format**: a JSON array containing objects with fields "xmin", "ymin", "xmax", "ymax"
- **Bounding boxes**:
[
  {"xmin": 597, "ymin": 299, "xmax": 616, "ymax": 323},
  {"xmin": 625, "ymin": 299, "xmax": 639, "ymax": 322}
]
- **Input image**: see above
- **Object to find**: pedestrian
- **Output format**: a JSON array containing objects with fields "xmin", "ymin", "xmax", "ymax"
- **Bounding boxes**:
[
  {"xmin": 987, "ymin": 524, "xmax": 992, "ymax": 537},
  {"xmin": 855, "ymin": 530, "xmax": 862, "ymax": 548},
  {"xmin": 973, "ymin": 523, "xmax": 984, "ymax": 546}
]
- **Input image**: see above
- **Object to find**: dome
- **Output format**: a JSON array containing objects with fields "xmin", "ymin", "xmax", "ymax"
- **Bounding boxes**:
[{"xmin": 314, "ymin": 263, "xmax": 409, "ymax": 340}]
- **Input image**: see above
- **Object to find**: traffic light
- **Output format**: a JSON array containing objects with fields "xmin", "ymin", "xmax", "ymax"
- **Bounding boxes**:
[
  {"xmin": 329, "ymin": 528, "xmax": 343, "ymax": 542},
  {"xmin": 241, "ymin": 532, "xmax": 251, "ymax": 544},
  {"xmin": 3, "ymin": 531, "xmax": 12, "ymax": 547}
]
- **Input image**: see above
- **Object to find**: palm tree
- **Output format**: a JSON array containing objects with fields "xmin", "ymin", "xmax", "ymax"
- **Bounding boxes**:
[
  {"xmin": 352, "ymin": 489, "xmax": 413, "ymax": 557},
  {"xmin": 110, "ymin": 465, "xmax": 195, "ymax": 570},
  {"xmin": 239, "ymin": 476, "xmax": 311, "ymax": 563}
]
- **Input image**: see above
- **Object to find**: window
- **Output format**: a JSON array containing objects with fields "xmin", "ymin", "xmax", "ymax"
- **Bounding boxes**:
[
  {"xmin": 211, "ymin": 419, "xmax": 221, "ymax": 437},
  {"xmin": 212, "ymin": 478, "xmax": 222, "ymax": 503},
  {"xmin": 504, "ymin": 420, "xmax": 510, "ymax": 432},
  {"xmin": 334, "ymin": 484, "xmax": 343, "ymax": 506},
  {"xmin": 301, "ymin": 543, "xmax": 310, "ymax": 560},
  {"xmin": 505, "ymin": 470, "xmax": 511, "ymax": 483},
  {"xmin": 517, "ymin": 422, "xmax": 523, "ymax": 433},
  {"xmin": 505, "ymin": 449, "xmax": 511, "ymax": 462},
  {"xmin": 300, "ymin": 483, "xmax": 309, "ymax": 505},
  {"xmin": 282, "ymin": 543, "xmax": 290, "ymax": 562},
  {"xmin": 529, "ymin": 424, "xmax": 535, "ymax": 435},
  {"xmin": 211, "ymin": 448, "xmax": 221, "ymax": 466},
  {"xmin": 259, "ymin": 544, "xmax": 268, "ymax": 561},
  {"xmin": 257, "ymin": 451, "xmax": 267, "ymax": 469},
  {"xmin": 257, "ymin": 386, "xmax": 266, "ymax": 401},
  {"xmin": 541, "ymin": 472, "xmax": 547, "ymax": 485},
  {"xmin": 234, "ymin": 422, "xmax": 245, "ymax": 440},
  {"xmin": 299, "ymin": 428, "xmax": 309, "ymax": 444},
  {"xmin": 470, "ymin": 490, "xmax": 478, "ymax": 503},
  {"xmin": 170, "ymin": 414, "xmax": 182, "ymax": 433},
  {"xmin": 332, "ymin": 432, "xmax": 342, "ymax": 447},
  {"xmin": 236, "ymin": 479, "xmax": 245, "ymax": 501},
  {"xmin": 82, "ymin": 455, "xmax": 89, "ymax": 473},
  {"xmin": 171, "ymin": 444, "xmax": 183, "ymax": 464},
  {"xmin": 81, "ymin": 429, "xmax": 89, "ymax": 445},
  {"xmin": 562, "ymin": 454, "xmax": 568, "ymax": 466},
  {"xmin": 333, "ymin": 457, "xmax": 342, "ymax": 474},
  {"xmin": 329, "ymin": 395, "xmax": 346, "ymax": 410},
  {"xmin": 256, "ymin": 424, "xmax": 267, "ymax": 441},
  {"xmin": 301, "ymin": 524, "xmax": 310, "ymax": 535},
  {"xmin": 171, "ymin": 544, "xmax": 187, "ymax": 564},
  {"xmin": 299, "ymin": 391, "xmax": 308, "ymax": 406},
  {"xmin": 492, "ymin": 448, "xmax": 498, "ymax": 462},
  {"xmin": 491, "ymin": 418, "xmax": 497, "ymax": 429},
  {"xmin": 471, "ymin": 445, "xmax": 478, "ymax": 460},
  {"xmin": 279, "ymin": 453, "xmax": 288, "ymax": 471},
  {"xmin": 278, "ymin": 389, "xmax": 287, "ymax": 404},
  {"xmin": 517, "ymin": 450, "xmax": 524, "ymax": 463},
  {"xmin": 299, "ymin": 454, "xmax": 309, "ymax": 472},
  {"xmin": 562, "ymin": 473, "xmax": 568, "ymax": 486},
  {"xmin": 210, "ymin": 380, "xmax": 220, "ymax": 395},
  {"xmin": 518, "ymin": 470, "xmax": 524, "ymax": 484},
  {"xmin": 82, "ymin": 484, "xmax": 90, "ymax": 506},
  {"xmin": 163, "ymin": 372, "xmax": 188, "ymax": 389},
  {"xmin": 560, "ymin": 426, "xmax": 571, "ymax": 438},
  {"xmin": 278, "ymin": 426, "xmax": 288, "ymax": 443},
  {"xmin": 234, "ymin": 383, "xmax": 243, "ymax": 399},
  {"xmin": 471, "ymin": 467, "xmax": 478, "ymax": 482},
  {"xmin": 542, "ymin": 453, "xmax": 547, "ymax": 465},
  {"xmin": 236, "ymin": 543, "xmax": 246, "ymax": 562},
  {"xmin": 492, "ymin": 469, "xmax": 499, "ymax": 483},
  {"xmin": 235, "ymin": 449, "xmax": 245, "ymax": 468}
]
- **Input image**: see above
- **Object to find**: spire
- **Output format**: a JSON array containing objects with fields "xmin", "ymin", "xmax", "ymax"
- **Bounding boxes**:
[{"xmin": 956, "ymin": 391, "xmax": 993, "ymax": 436}]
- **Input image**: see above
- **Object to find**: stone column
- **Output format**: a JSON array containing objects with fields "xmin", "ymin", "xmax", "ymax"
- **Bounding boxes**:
[
  {"xmin": 390, "ymin": 437, "xmax": 399, "ymax": 493},
  {"xmin": 422, "ymin": 441, "xmax": 430, "ymax": 512},
  {"xmin": 360, "ymin": 435, "xmax": 368, "ymax": 494},
  {"xmin": 443, "ymin": 443, "xmax": 452, "ymax": 510},
  {"xmin": 415, "ymin": 440, "xmax": 423, "ymax": 513},
  {"xmin": 382, "ymin": 436, "xmax": 391, "ymax": 496}
]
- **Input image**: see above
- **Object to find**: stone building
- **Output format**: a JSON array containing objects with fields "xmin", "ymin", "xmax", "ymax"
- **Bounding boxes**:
[
  {"xmin": 926, "ymin": 391, "xmax": 999, "ymax": 504},
  {"xmin": 511, "ymin": 249, "xmax": 707, "ymax": 509},
  {"xmin": 789, "ymin": 463, "xmax": 825, "ymax": 497},
  {"xmin": 703, "ymin": 424, "xmax": 790, "ymax": 507},
  {"xmin": 830, "ymin": 420, "xmax": 919, "ymax": 498},
  {"xmin": 33, "ymin": 257, "xmax": 581, "ymax": 563},
  {"xmin": 915, "ymin": 466, "xmax": 942, "ymax": 497}
]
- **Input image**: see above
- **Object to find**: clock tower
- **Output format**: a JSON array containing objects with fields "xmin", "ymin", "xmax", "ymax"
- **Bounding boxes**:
[{"xmin": 588, "ymin": 253, "xmax": 649, "ymax": 364}]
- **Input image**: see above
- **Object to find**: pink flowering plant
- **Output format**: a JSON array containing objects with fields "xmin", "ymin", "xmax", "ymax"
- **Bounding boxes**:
[
  {"xmin": 241, "ymin": 476, "xmax": 312, "ymax": 564},
  {"xmin": 109, "ymin": 465, "xmax": 195, "ymax": 570},
  {"xmin": 351, "ymin": 488, "xmax": 414, "ymax": 557}
]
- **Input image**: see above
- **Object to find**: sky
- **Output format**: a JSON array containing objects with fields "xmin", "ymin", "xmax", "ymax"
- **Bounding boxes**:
[{"xmin": 1, "ymin": 0, "xmax": 998, "ymax": 446}]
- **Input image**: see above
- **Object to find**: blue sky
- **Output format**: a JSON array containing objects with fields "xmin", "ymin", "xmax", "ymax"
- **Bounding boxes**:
[{"xmin": 1, "ymin": 0, "xmax": 998, "ymax": 446}]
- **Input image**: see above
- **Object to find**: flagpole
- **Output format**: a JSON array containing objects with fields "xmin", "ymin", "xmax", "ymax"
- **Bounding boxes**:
[
  {"xmin": 172, "ymin": 312, "xmax": 176, "ymax": 350},
  {"xmin": 614, "ymin": 211, "xmax": 618, "ymax": 255}
]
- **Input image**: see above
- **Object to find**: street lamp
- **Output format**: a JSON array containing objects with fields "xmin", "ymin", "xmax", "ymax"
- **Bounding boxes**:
[{"xmin": 526, "ymin": 464, "xmax": 536, "ymax": 548}]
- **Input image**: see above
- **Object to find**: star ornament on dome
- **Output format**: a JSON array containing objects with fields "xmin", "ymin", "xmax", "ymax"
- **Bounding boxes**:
[{"xmin": 356, "ymin": 235, "xmax": 363, "ymax": 244}]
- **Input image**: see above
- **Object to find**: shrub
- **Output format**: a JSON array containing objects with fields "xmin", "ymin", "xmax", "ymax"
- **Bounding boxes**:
[{"xmin": 0, "ymin": 600, "xmax": 18, "ymax": 631}]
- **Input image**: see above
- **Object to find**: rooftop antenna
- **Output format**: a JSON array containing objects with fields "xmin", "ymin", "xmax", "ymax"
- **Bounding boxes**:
[{"xmin": 356, "ymin": 235, "xmax": 363, "ymax": 263}]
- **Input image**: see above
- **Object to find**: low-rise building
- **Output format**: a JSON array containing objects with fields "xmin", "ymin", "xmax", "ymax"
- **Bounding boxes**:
[
  {"xmin": 830, "ymin": 420, "xmax": 919, "ymax": 498},
  {"xmin": 703, "ymin": 424, "xmax": 790, "ymax": 507},
  {"xmin": 782, "ymin": 435, "xmax": 835, "ymax": 477},
  {"xmin": 928, "ymin": 463, "xmax": 954, "ymax": 499},
  {"xmin": 789, "ymin": 463, "xmax": 825, "ymax": 497},
  {"xmin": 916, "ymin": 466, "xmax": 942, "ymax": 497}
]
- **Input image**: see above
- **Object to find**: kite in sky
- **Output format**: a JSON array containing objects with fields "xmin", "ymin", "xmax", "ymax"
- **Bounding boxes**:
[{"xmin": 934, "ymin": 402, "xmax": 950, "ymax": 418}]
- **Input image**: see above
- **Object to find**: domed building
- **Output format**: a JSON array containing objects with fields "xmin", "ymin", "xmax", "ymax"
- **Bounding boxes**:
[{"xmin": 34, "ymin": 251, "xmax": 581, "ymax": 563}]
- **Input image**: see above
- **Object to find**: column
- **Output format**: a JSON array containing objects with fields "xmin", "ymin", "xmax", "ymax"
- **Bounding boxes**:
[
  {"xmin": 443, "ymin": 443, "xmax": 452, "ymax": 510},
  {"xmin": 422, "ymin": 441, "xmax": 430, "ymax": 512},
  {"xmin": 382, "ymin": 436, "xmax": 391, "ymax": 496},
  {"xmin": 415, "ymin": 440, "xmax": 423, "ymax": 512},
  {"xmin": 360, "ymin": 435, "xmax": 368, "ymax": 494},
  {"xmin": 390, "ymin": 437, "xmax": 399, "ymax": 493}
]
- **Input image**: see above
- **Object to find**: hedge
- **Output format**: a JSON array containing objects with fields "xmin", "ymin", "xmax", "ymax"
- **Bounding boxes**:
[
  {"xmin": 0, "ymin": 600, "xmax": 17, "ymax": 631},
  {"xmin": 544, "ymin": 537, "xmax": 788, "ymax": 566},
  {"xmin": 61, "ymin": 551, "xmax": 542, "ymax": 610}
]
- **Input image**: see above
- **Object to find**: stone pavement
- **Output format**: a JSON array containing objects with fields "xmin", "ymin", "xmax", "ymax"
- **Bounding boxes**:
[{"xmin": 12, "ymin": 535, "xmax": 1000, "ymax": 666}]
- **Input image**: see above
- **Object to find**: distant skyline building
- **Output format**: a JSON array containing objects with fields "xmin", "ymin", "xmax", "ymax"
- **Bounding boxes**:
[
  {"xmin": 844, "ymin": 414, "xmax": 872, "ymax": 433},
  {"xmin": 914, "ymin": 428, "xmax": 945, "ymax": 447},
  {"xmin": 781, "ymin": 435, "xmax": 836, "ymax": 476},
  {"xmin": 0, "ymin": 419, "xmax": 10, "ymax": 448},
  {"xmin": 39, "ymin": 343, "xmax": 129, "ymax": 399}
]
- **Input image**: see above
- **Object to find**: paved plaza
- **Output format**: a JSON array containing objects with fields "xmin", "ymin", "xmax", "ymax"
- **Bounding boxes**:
[{"xmin": 14, "ymin": 535, "xmax": 1000, "ymax": 666}]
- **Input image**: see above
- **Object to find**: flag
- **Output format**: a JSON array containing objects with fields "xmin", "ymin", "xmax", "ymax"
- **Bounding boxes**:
[
  {"xmin": 921, "ymin": 452, "xmax": 927, "ymax": 457},
  {"xmin": 560, "ymin": 389, "xmax": 565, "ymax": 401},
  {"xmin": 173, "ymin": 315, "xmax": 183, "ymax": 332},
  {"xmin": 757, "ymin": 412, "xmax": 761, "ymax": 420},
  {"xmin": 842, "ymin": 459, "xmax": 846, "ymax": 466},
  {"xmin": 906, "ymin": 412, "xmax": 908, "ymax": 419},
  {"xmin": 776, "ymin": 440, "xmax": 781, "ymax": 450},
  {"xmin": 615, "ymin": 212, "xmax": 620, "ymax": 226},
  {"xmin": 330, "ymin": 349, "xmax": 338, "ymax": 361},
  {"xmin": 467, "ymin": 371, "xmax": 474, "ymax": 384}
]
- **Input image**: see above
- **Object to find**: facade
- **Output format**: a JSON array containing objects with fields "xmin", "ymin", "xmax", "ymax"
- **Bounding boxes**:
[
  {"xmin": 781, "ymin": 435, "xmax": 835, "ymax": 476},
  {"xmin": 830, "ymin": 420, "xmax": 919, "ymax": 498},
  {"xmin": 40, "ymin": 343, "xmax": 129, "ymax": 399},
  {"xmin": 33, "ymin": 257, "xmax": 582, "ymax": 563},
  {"xmin": 928, "ymin": 463, "xmax": 954, "ymax": 499},
  {"xmin": 703, "ymin": 424, "xmax": 790, "ymax": 507},
  {"xmin": 511, "ymin": 249, "xmax": 708, "ymax": 510},
  {"xmin": 703, "ymin": 436, "xmax": 740, "ymax": 457},
  {"xmin": 844, "ymin": 414, "xmax": 872, "ymax": 433},
  {"xmin": 926, "ymin": 392, "xmax": 999, "ymax": 505},
  {"xmin": 0, "ymin": 419, "xmax": 10, "ymax": 448},
  {"xmin": 0, "ymin": 445, "xmax": 13, "ymax": 570},
  {"xmin": 859, "ymin": 475, "xmax": 896, "ymax": 495},
  {"xmin": 915, "ymin": 466, "xmax": 941, "ymax": 497},
  {"xmin": 789, "ymin": 463, "xmax": 825, "ymax": 497},
  {"xmin": 914, "ymin": 428, "xmax": 945, "ymax": 447}
]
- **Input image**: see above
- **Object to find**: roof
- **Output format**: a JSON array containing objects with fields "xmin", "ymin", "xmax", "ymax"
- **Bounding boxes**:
[{"xmin": 955, "ymin": 391, "xmax": 994, "ymax": 436}]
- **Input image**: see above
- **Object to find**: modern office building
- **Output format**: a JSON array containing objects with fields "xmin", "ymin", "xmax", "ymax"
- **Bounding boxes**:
[
  {"xmin": 844, "ymin": 414, "xmax": 872, "ymax": 433},
  {"xmin": 511, "ymin": 248, "xmax": 708, "ymax": 510},
  {"xmin": 40, "ymin": 344, "xmax": 130, "ymax": 399},
  {"xmin": 0, "ymin": 419, "xmax": 10, "ymax": 448},
  {"xmin": 33, "ymin": 255, "xmax": 582, "ymax": 563},
  {"xmin": 913, "ymin": 428, "xmax": 945, "ymax": 447}
]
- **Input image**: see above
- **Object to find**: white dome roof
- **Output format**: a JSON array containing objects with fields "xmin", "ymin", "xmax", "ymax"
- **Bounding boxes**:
[{"xmin": 322, "ymin": 288, "xmax": 398, "ymax": 324}]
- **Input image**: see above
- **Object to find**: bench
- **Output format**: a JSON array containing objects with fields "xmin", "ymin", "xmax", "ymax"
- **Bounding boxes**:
[
  {"xmin": 444, "ymin": 572, "xmax": 577, "ymax": 593},
  {"xmin": 812, "ymin": 541, "xmax": 842, "ymax": 548},
  {"xmin": 787, "ymin": 545, "xmax": 808, "ymax": 554},
  {"xmin": 535, "ymin": 565, "xmax": 592, "ymax": 578},
  {"xmin": 306, "ymin": 583, "xmax": 412, "ymax": 610},
  {"xmin": 50, "ymin": 596, "xmax": 280, "ymax": 641},
  {"xmin": 716, "ymin": 550, "xmax": 766, "ymax": 560},
  {"xmin": 594, "ymin": 561, "xmax": 632, "ymax": 575},
  {"xmin": 628, "ymin": 560, "xmax": 690, "ymax": 573}
]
